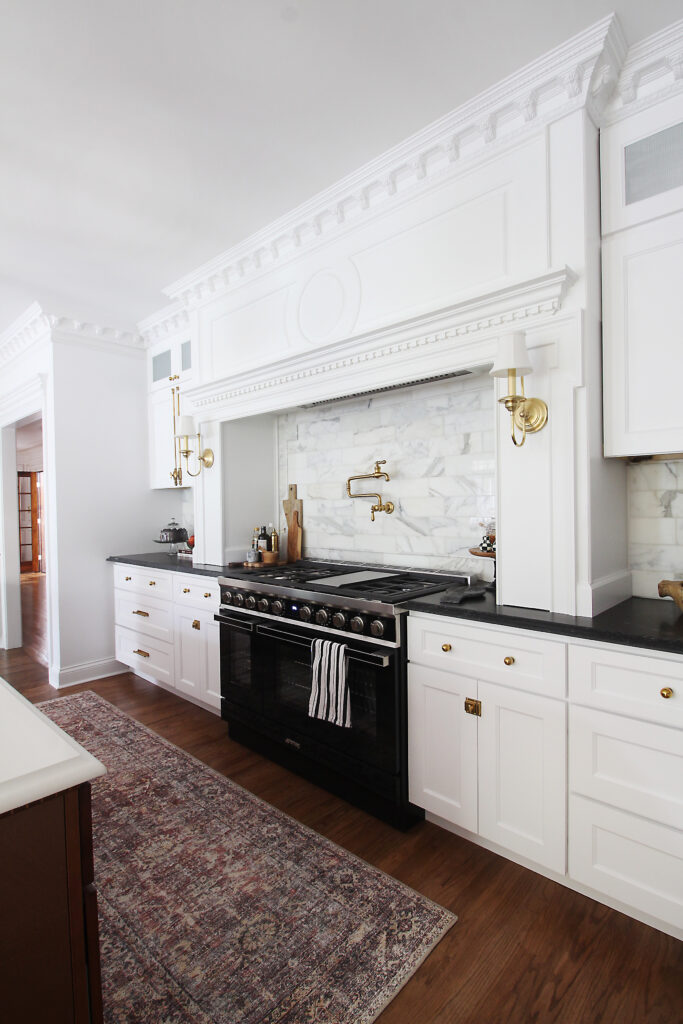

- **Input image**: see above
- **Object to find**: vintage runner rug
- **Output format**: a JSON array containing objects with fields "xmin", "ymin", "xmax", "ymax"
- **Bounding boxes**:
[{"xmin": 40, "ymin": 691, "xmax": 456, "ymax": 1024}]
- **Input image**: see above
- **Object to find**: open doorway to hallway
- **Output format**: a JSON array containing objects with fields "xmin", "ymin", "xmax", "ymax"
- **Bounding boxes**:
[{"xmin": 14, "ymin": 416, "xmax": 47, "ymax": 664}]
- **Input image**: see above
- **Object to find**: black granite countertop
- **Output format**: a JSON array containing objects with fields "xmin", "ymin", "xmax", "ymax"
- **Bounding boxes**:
[
  {"xmin": 108, "ymin": 553, "xmax": 683, "ymax": 656},
  {"xmin": 404, "ymin": 590, "xmax": 683, "ymax": 656},
  {"xmin": 107, "ymin": 551, "xmax": 230, "ymax": 578}
]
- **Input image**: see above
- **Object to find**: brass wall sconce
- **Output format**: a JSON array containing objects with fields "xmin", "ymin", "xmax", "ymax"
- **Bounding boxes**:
[
  {"xmin": 169, "ymin": 376, "xmax": 214, "ymax": 485},
  {"xmin": 490, "ymin": 333, "xmax": 548, "ymax": 447},
  {"xmin": 347, "ymin": 460, "xmax": 395, "ymax": 521}
]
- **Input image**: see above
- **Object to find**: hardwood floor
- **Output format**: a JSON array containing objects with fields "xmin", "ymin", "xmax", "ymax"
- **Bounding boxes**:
[
  {"xmin": 1, "ymin": 648, "xmax": 681, "ymax": 1023},
  {"xmin": 20, "ymin": 572, "xmax": 47, "ymax": 665}
]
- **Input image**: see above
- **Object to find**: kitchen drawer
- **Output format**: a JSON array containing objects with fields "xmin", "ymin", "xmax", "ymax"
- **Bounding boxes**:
[
  {"xmin": 569, "ymin": 794, "xmax": 683, "ymax": 934},
  {"xmin": 115, "ymin": 625, "xmax": 173, "ymax": 688},
  {"xmin": 569, "ymin": 644, "xmax": 683, "ymax": 728},
  {"xmin": 570, "ymin": 705, "xmax": 683, "ymax": 829},
  {"xmin": 113, "ymin": 564, "xmax": 172, "ymax": 600},
  {"xmin": 172, "ymin": 574, "xmax": 220, "ymax": 610},
  {"xmin": 408, "ymin": 613, "xmax": 566, "ymax": 698},
  {"xmin": 114, "ymin": 589, "xmax": 173, "ymax": 644}
]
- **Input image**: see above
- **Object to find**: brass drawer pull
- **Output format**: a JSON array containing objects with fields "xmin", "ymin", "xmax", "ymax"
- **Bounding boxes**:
[
  {"xmin": 192, "ymin": 619, "xmax": 200, "ymax": 630},
  {"xmin": 133, "ymin": 648, "xmax": 150, "ymax": 658},
  {"xmin": 660, "ymin": 687, "xmax": 674, "ymax": 699},
  {"xmin": 204, "ymin": 592, "xmax": 212, "ymax": 598},
  {"xmin": 442, "ymin": 643, "xmax": 452, "ymax": 652},
  {"xmin": 504, "ymin": 656, "xmax": 515, "ymax": 666},
  {"xmin": 183, "ymin": 588, "xmax": 191, "ymax": 593},
  {"xmin": 132, "ymin": 610, "xmax": 149, "ymax": 618},
  {"xmin": 149, "ymin": 580, "xmax": 156, "ymax": 586},
  {"xmin": 125, "ymin": 575, "xmax": 132, "ymax": 581}
]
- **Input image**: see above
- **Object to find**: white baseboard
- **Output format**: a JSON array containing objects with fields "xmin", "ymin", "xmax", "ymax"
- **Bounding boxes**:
[
  {"xmin": 49, "ymin": 657, "xmax": 127, "ymax": 689},
  {"xmin": 576, "ymin": 569, "xmax": 632, "ymax": 617}
]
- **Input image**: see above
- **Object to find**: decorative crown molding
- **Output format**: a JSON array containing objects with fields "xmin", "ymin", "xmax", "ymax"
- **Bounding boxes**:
[
  {"xmin": 47, "ymin": 316, "xmax": 144, "ymax": 350},
  {"xmin": 137, "ymin": 301, "xmax": 191, "ymax": 346},
  {"xmin": 161, "ymin": 17, "xmax": 622, "ymax": 312},
  {"xmin": 0, "ymin": 303, "xmax": 51, "ymax": 369},
  {"xmin": 185, "ymin": 267, "xmax": 576, "ymax": 418},
  {"xmin": 603, "ymin": 18, "xmax": 683, "ymax": 123}
]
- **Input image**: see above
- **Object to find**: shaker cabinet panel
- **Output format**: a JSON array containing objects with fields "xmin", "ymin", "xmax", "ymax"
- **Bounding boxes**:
[{"xmin": 407, "ymin": 663, "xmax": 478, "ymax": 831}]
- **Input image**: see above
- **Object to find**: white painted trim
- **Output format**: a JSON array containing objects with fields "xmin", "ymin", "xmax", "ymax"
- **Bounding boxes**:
[
  {"xmin": 49, "ymin": 658, "xmax": 128, "ymax": 689},
  {"xmin": 0, "ymin": 305, "xmax": 51, "ymax": 370},
  {"xmin": 137, "ymin": 301, "xmax": 191, "ymax": 345},
  {"xmin": 425, "ymin": 810, "xmax": 682, "ymax": 941},
  {"xmin": 577, "ymin": 570, "xmax": 633, "ymax": 617},
  {"xmin": 603, "ymin": 18, "xmax": 683, "ymax": 123},
  {"xmin": 157, "ymin": 17, "xmax": 622, "ymax": 314}
]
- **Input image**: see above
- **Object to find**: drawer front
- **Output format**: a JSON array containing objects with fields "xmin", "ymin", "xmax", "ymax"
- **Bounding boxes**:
[
  {"xmin": 114, "ymin": 590, "xmax": 173, "ymax": 644},
  {"xmin": 113, "ymin": 564, "xmax": 172, "ymax": 600},
  {"xmin": 569, "ymin": 794, "xmax": 683, "ymax": 933},
  {"xmin": 115, "ymin": 625, "xmax": 173, "ymax": 687},
  {"xmin": 408, "ymin": 614, "xmax": 566, "ymax": 698},
  {"xmin": 570, "ymin": 705, "xmax": 683, "ymax": 829},
  {"xmin": 569, "ymin": 644, "xmax": 683, "ymax": 728},
  {"xmin": 172, "ymin": 574, "xmax": 220, "ymax": 611}
]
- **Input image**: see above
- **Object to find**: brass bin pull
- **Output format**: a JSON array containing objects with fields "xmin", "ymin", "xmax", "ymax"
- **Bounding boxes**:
[
  {"xmin": 133, "ymin": 648, "xmax": 150, "ymax": 658},
  {"xmin": 442, "ymin": 643, "xmax": 452, "ymax": 652},
  {"xmin": 660, "ymin": 687, "xmax": 674, "ymax": 699},
  {"xmin": 132, "ymin": 610, "xmax": 149, "ymax": 617},
  {"xmin": 192, "ymin": 619, "xmax": 201, "ymax": 631},
  {"xmin": 183, "ymin": 588, "xmax": 190, "ymax": 593},
  {"xmin": 504, "ymin": 656, "xmax": 515, "ymax": 666}
]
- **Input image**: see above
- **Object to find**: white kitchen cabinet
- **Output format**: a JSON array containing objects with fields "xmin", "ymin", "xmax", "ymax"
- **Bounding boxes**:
[
  {"xmin": 149, "ymin": 389, "xmax": 187, "ymax": 489},
  {"xmin": 408, "ymin": 613, "xmax": 567, "ymax": 874},
  {"xmin": 568, "ymin": 640, "xmax": 683, "ymax": 935},
  {"xmin": 148, "ymin": 335, "xmax": 194, "ymax": 392},
  {"xmin": 600, "ymin": 91, "xmax": 683, "ymax": 458},
  {"xmin": 113, "ymin": 566, "xmax": 220, "ymax": 713}
]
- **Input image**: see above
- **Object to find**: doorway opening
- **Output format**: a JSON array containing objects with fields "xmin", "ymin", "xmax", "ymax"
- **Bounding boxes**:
[{"xmin": 15, "ymin": 417, "xmax": 47, "ymax": 664}]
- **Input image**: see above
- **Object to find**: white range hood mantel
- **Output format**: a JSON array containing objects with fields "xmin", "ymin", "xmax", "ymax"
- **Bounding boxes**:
[{"xmin": 183, "ymin": 268, "xmax": 576, "ymax": 421}]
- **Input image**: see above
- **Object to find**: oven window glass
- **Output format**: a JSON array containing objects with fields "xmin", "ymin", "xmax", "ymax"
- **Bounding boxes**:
[{"xmin": 220, "ymin": 622, "xmax": 259, "ymax": 710}]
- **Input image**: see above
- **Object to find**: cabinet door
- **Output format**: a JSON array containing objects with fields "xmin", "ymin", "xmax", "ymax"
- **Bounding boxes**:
[
  {"xmin": 174, "ymin": 607, "xmax": 221, "ymax": 710},
  {"xmin": 602, "ymin": 211, "xmax": 683, "ymax": 457},
  {"xmin": 203, "ymin": 615, "xmax": 221, "ymax": 711},
  {"xmin": 149, "ymin": 390, "xmax": 181, "ymax": 489},
  {"xmin": 407, "ymin": 663, "xmax": 478, "ymax": 831},
  {"xmin": 478, "ymin": 681, "xmax": 567, "ymax": 873}
]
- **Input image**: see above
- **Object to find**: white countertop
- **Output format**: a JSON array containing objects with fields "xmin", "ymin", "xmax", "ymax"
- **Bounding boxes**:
[{"xmin": 0, "ymin": 678, "xmax": 106, "ymax": 815}]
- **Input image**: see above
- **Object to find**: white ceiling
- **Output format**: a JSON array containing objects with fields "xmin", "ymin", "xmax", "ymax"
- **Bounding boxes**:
[{"xmin": 0, "ymin": 0, "xmax": 679, "ymax": 334}]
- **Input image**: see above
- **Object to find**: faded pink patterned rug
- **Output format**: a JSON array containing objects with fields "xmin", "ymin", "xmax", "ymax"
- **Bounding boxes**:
[{"xmin": 40, "ymin": 692, "xmax": 456, "ymax": 1024}]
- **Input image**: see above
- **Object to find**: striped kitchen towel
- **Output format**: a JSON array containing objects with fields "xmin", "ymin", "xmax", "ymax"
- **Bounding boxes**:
[{"xmin": 308, "ymin": 638, "xmax": 351, "ymax": 728}]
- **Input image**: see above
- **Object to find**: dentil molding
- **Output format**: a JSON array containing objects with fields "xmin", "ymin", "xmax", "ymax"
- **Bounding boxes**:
[
  {"xmin": 156, "ymin": 16, "xmax": 624, "ymax": 318},
  {"xmin": 185, "ymin": 267, "xmax": 576, "ymax": 418},
  {"xmin": 603, "ymin": 18, "xmax": 683, "ymax": 124},
  {"xmin": 138, "ymin": 301, "xmax": 191, "ymax": 346}
]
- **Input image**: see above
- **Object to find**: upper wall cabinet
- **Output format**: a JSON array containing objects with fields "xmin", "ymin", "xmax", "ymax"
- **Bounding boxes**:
[
  {"xmin": 147, "ymin": 331, "xmax": 195, "ymax": 488},
  {"xmin": 601, "ymin": 92, "xmax": 683, "ymax": 458},
  {"xmin": 148, "ymin": 335, "xmax": 194, "ymax": 392}
]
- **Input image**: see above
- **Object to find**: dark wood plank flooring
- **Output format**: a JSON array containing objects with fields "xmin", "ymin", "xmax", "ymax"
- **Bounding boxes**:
[
  {"xmin": 1, "ymin": 648, "xmax": 681, "ymax": 1023},
  {"xmin": 20, "ymin": 572, "xmax": 47, "ymax": 665}
]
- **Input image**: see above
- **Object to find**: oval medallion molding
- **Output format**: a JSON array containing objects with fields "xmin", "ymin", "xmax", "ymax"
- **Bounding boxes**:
[{"xmin": 287, "ymin": 260, "xmax": 361, "ymax": 347}]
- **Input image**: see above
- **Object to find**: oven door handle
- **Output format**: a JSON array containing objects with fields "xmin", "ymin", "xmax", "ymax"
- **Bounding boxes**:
[
  {"xmin": 255, "ymin": 624, "xmax": 391, "ymax": 668},
  {"xmin": 215, "ymin": 613, "xmax": 254, "ymax": 634}
]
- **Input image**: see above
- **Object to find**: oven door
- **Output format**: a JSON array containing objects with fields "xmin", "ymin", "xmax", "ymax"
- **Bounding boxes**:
[
  {"xmin": 254, "ymin": 621, "xmax": 401, "ymax": 776},
  {"xmin": 217, "ymin": 613, "xmax": 261, "ymax": 715}
]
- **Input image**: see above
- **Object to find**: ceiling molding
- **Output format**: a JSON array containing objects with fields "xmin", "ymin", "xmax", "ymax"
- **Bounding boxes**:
[
  {"xmin": 0, "ymin": 303, "xmax": 51, "ymax": 369},
  {"xmin": 137, "ymin": 301, "xmax": 191, "ymax": 346},
  {"xmin": 160, "ymin": 16, "xmax": 622, "ymax": 312},
  {"xmin": 185, "ymin": 267, "xmax": 576, "ymax": 419},
  {"xmin": 47, "ymin": 316, "xmax": 144, "ymax": 351},
  {"xmin": 603, "ymin": 18, "xmax": 683, "ymax": 124}
]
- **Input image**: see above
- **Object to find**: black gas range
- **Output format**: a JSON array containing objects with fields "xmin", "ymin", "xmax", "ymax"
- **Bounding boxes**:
[{"xmin": 215, "ymin": 560, "xmax": 469, "ymax": 828}]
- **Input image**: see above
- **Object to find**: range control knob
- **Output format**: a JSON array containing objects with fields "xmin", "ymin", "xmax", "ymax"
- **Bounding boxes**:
[
  {"xmin": 350, "ymin": 615, "xmax": 365, "ymax": 634},
  {"xmin": 257, "ymin": 598, "xmax": 270, "ymax": 613},
  {"xmin": 370, "ymin": 619, "xmax": 385, "ymax": 638},
  {"xmin": 222, "ymin": 592, "xmax": 233, "ymax": 605},
  {"xmin": 271, "ymin": 599, "xmax": 284, "ymax": 616},
  {"xmin": 299, "ymin": 605, "xmax": 313, "ymax": 622},
  {"xmin": 244, "ymin": 595, "xmax": 256, "ymax": 610},
  {"xmin": 233, "ymin": 593, "xmax": 245, "ymax": 608},
  {"xmin": 315, "ymin": 608, "xmax": 329, "ymax": 626},
  {"xmin": 331, "ymin": 611, "xmax": 347, "ymax": 630}
]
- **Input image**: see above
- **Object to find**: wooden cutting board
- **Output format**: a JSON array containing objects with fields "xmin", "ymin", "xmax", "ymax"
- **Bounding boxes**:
[{"xmin": 282, "ymin": 484, "xmax": 303, "ymax": 563}]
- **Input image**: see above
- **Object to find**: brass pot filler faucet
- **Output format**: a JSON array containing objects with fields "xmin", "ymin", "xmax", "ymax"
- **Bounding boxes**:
[{"xmin": 346, "ymin": 460, "xmax": 395, "ymax": 521}]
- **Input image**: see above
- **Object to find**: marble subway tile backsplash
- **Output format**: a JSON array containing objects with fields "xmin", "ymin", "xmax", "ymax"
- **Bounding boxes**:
[
  {"xmin": 628, "ymin": 460, "xmax": 683, "ymax": 598},
  {"xmin": 277, "ymin": 374, "xmax": 496, "ymax": 579}
]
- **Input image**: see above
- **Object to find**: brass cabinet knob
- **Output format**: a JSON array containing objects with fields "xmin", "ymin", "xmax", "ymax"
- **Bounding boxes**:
[
  {"xmin": 204, "ymin": 592, "xmax": 211, "ymax": 598},
  {"xmin": 442, "ymin": 643, "xmax": 452, "ymax": 652},
  {"xmin": 125, "ymin": 576, "xmax": 132, "ymax": 581},
  {"xmin": 183, "ymin": 587, "xmax": 190, "ymax": 593},
  {"xmin": 192, "ymin": 619, "xmax": 200, "ymax": 630},
  {"xmin": 504, "ymin": 656, "xmax": 515, "ymax": 666},
  {"xmin": 149, "ymin": 581, "xmax": 156, "ymax": 586},
  {"xmin": 660, "ymin": 687, "xmax": 674, "ymax": 699}
]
